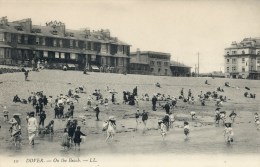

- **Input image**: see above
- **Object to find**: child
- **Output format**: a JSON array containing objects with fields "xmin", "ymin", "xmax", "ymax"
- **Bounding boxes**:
[
  {"xmin": 3, "ymin": 106, "xmax": 9, "ymax": 122},
  {"xmin": 105, "ymin": 116, "xmax": 116, "ymax": 142},
  {"xmin": 190, "ymin": 111, "xmax": 196, "ymax": 120},
  {"xmin": 73, "ymin": 126, "xmax": 86, "ymax": 150},
  {"xmin": 45, "ymin": 120, "xmax": 54, "ymax": 135},
  {"xmin": 158, "ymin": 120, "xmax": 167, "ymax": 141},
  {"xmin": 9, "ymin": 119, "xmax": 22, "ymax": 147},
  {"xmin": 61, "ymin": 128, "xmax": 70, "ymax": 150},
  {"xmin": 141, "ymin": 110, "xmax": 148, "ymax": 132},
  {"xmin": 104, "ymin": 98, "xmax": 109, "ymax": 110},
  {"xmin": 229, "ymin": 111, "xmax": 237, "ymax": 123},
  {"xmin": 169, "ymin": 112, "xmax": 174, "ymax": 128},
  {"xmin": 184, "ymin": 121, "xmax": 190, "ymax": 139},
  {"xmin": 135, "ymin": 109, "xmax": 140, "ymax": 129},
  {"xmin": 223, "ymin": 123, "xmax": 234, "ymax": 143},
  {"xmin": 254, "ymin": 113, "xmax": 260, "ymax": 130}
]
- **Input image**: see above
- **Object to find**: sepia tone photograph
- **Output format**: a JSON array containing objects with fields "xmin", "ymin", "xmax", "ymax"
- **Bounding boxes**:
[{"xmin": 0, "ymin": 0, "xmax": 259, "ymax": 167}]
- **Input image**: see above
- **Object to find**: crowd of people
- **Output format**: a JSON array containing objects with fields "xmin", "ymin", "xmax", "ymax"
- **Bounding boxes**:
[{"xmin": 1, "ymin": 74, "xmax": 259, "ymax": 152}]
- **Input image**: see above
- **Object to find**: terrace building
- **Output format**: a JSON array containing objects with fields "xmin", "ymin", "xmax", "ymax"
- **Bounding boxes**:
[
  {"xmin": 0, "ymin": 16, "xmax": 130, "ymax": 72},
  {"xmin": 170, "ymin": 60, "xmax": 191, "ymax": 77},
  {"xmin": 129, "ymin": 50, "xmax": 172, "ymax": 76},
  {"xmin": 224, "ymin": 37, "xmax": 260, "ymax": 79}
]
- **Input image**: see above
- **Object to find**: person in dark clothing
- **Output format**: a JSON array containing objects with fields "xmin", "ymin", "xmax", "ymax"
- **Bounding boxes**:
[
  {"xmin": 59, "ymin": 105, "xmax": 64, "ymax": 118},
  {"xmin": 35, "ymin": 103, "xmax": 40, "ymax": 116},
  {"xmin": 112, "ymin": 94, "xmax": 115, "ymax": 104},
  {"xmin": 39, "ymin": 111, "xmax": 46, "ymax": 127},
  {"xmin": 152, "ymin": 96, "xmax": 157, "ymax": 111},
  {"xmin": 73, "ymin": 126, "xmax": 86, "ymax": 150},
  {"xmin": 54, "ymin": 105, "xmax": 59, "ymax": 118},
  {"xmin": 32, "ymin": 96, "xmax": 37, "ymax": 107},
  {"xmin": 38, "ymin": 97, "xmax": 43, "ymax": 106},
  {"xmin": 68, "ymin": 122, "xmax": 76, "ymax": 145},
  {"xmin": 43, "ymin": 96, "xmax": 48, "ymax": 106},
  {"xmin": 162, "ymin": 114, "xmax": 170, "ymax": 131},
  {"xmin": 123, "ymin": 91, "xmax": 128, "ymax": 104},
  {"xmin": 164, "ymin": 102, "xmax": 170, "ymax": 114},
  {"xmin": 39, "ymin": 103, "xmax": 43, "ymax": 113},
  {"xmin": 24, "ymin": 70, "xmax": 29, "ymax": 81},
  {"xmin": 133, "ymin": 86, "xmax": 137, "ymax": 96},
  {"xmin": 94, "ymin": 105, "xmax": 100, "ymax": 121},
  {"xmin": 70, "ymin": 103, "xmax": 75, "ymax": 118}
]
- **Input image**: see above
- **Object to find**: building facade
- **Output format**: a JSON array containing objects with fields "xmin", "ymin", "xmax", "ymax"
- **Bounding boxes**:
[
  {"xmin": 129, "ymin": 50, "xmax": 172, "ymax": 76},
  {"xmin": 224, "ymin": 38, "xmax": 260, "ymax": 79},
  {"xmin": 170, "ymin": 61, "xmax": 191, "ymax": 77},
  {"xmin": 0, "ymin": 17, "xmax": 130, "ymax": 72}
]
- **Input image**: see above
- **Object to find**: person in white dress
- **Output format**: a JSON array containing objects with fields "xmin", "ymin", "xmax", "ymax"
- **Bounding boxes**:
[
  {"xmin": 105, "ymin": 116, "xmax": 116, "ymax": 142},
  {"xmin": 27, "ymin": 112, "xmax": 38, "ymax": 145}
]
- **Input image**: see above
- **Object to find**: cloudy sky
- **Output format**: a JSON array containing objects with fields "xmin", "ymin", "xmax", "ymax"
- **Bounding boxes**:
[{"xmin": 1, "ymin": 0, "xmax": 260, "ymax": 72}]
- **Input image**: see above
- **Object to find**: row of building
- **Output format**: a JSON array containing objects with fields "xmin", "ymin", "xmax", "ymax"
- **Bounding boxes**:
[
  {"xmin": 224, "ymin": 37, "xmax": 260, "ymax": 80},
  {"xmin": 0, "ymin": 17, "xmax": 191, "ymax": 76}
]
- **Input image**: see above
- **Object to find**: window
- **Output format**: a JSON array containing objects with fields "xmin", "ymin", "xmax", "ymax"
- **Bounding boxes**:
[
  {"xmin": 227, "ymin": 59, "xmax": 229, "ymax": 63},
  {"xmin": 60, "ymin": 53, "xmax": 65, "ymax": 59},
  {"xmin": 227, "ymin": 51, "xmax": 230, "ymax": 55},
  {"xmin": 55, "ymin": 52, "xmax": 59, "ymax": 58},
  {"xmin": 242, "ymin": 58, "xmax": 245, "ymax": 63},
  {"xmin": 6, "ymin": 33, "xmax": 11, "ymax": 42},
  {"xmin": 164, "ymin": 62, "xmax": 168, "ymax": 66},
  {"xmin": 257, "ymin": 51, "xmax": 260, "ymax": 55},
  {"xmin": 157, "ymin": 61, "xmax": 161, "ymax": 66},
  {"xmin": 17, "ymin": 35, "xmax": 21, "ymax": 43},
  {"xmin": 75, "ymin": 41, "xmax": 78, "ymax": 48},
  {"xmin": 59, "ymin": 40, "xmax": 63, "ymax": 47},
  {"xmin": 158, "ymin": 68, "xmax": 161, "ymax": 73},
  {"xmin": 226, "ymin": 67, "xmax": 229, "ymax": 72},
  {"xmin": 150, "ymin": 68, "xmax": 154, "ymax": 72},
  {"xmin": 70, "ymin": 40, "xmax": 73, "ymax": 48},
  {"xmin": 232, "ymin": 58, "xmax": 236, "ymax": 64},
  {"xmin": 150, "ymin": 61, "xmax": 155, "ymax": 66},
  {"xmin": 257, "ymin": 58, "xmax": 260, "ymax": 64},
  {"xmin": 242, "ymin": 67, "xmax": 245, "ymax": 72},
  {"xmin": 232, "ymin": 51, "xmax": 236, "ymax": 54},
  {"xmin": 242, "ymin": 50, "xmax": 245, "ymax": 54},
  {"xmin": 91, "ymin": 42, "xmax": 94, "ymax": 50},
  {"xmin": 24, "ymin": 36, "xmax": 28, "ymax": 44},
  {"xmin": 232, "ymin": 66, "xmax": 236, "ymax": 71},
  {"xmin": 42, "ymin": 37, "xmax": 46, "ymax": 46},
  {"xmin": 0, "ymin": 33, "xmax": 4, "ymax": 42},
  {"xmin": 36, "ymin": 37, "xmax": 40, "ymax": 44},
  {"xmin": 118, "ymin": 45, "xmax": 123, "ymax": 52},
  {"xmin": 43, "ymin": 51, "xmax": 48, "ymax": 58},
  {"xmin": 164, "ymin": 69, "xmax": 168, "ymax": 75},
  {"xmin": 71, "ymin": 53, "xmax": 76, "ymax": 59},
  {"xmin": 53, "ymin": 39, "xmax": 57, "ymax": 47}
]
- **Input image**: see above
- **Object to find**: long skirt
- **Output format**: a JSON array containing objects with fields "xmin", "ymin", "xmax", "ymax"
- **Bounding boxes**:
[{"xmin": 28, "ymin": 128, "xmax": 37, "ymax": 145}]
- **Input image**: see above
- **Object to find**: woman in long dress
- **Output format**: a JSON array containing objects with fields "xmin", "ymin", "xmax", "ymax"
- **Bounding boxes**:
[
  {"xmin": 27, "ymin": 112, "xmax": 38, "ymax": 145},
  {"xmin": 105, "ymin": 116, "xmax": 116, "ymax": 142}
]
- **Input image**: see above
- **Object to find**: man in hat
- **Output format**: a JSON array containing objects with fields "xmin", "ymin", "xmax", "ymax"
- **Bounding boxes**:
[
  {"xmin": 152, "ymin": 95, "xmax": 157, "ymax": 111},
  {"xmin": 39, "ymin": 111, "xmax": 46, "ymax": 127}
]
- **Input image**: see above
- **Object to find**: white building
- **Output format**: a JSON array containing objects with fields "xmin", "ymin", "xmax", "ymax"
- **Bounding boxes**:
[{"xmin": 224, "ymin": 37, "xmax": 260, "ymax": 79}]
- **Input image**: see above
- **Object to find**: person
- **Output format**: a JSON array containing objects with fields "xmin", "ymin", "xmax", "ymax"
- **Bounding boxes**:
[
  {"xmin": 141, "ymin": 110, "xmax": 148, "ymax": 132},
  {"xmin": 3, "ymin": 106, "xmax": 9, "ymax": 122},
  {"xmin": 162, "ymin": 114, "xmax": 170, "ymax": 131},
  {"xmin": 73, "ymin": 126, "xmax": 86, "ymax": 150},
  {"xmin": 180, "ymin": 88, "xmax": 184, "ymax": 97},
  {"xmin": 27, "ymin": 112, "xmax": 38, "ymax": 145},
  {"xmin": 45, "ymin": 120, "xmax": 54, "ymax": 135},
  {"xmin": 190, "ymin": 111, "xmax": 196, "ymax": 120},
  {"xmin": 112, "ymin": 93, "xmax": 115, "ymax": 104},
  {"xmin": 68, "ymin": 121, "xmax": 76, "ymax": 145},
  {"xmin": 87, "ymin": 95, "xmax": 92, "ymax": 107},
  {"xmin": 223, "ymin": 123, "xmax": 234, "ymax": 143},
  {"xmin": 104, "ymin": 98, "xmax": 109, "ymax": 110},
  {"xmin": 158, "ymin": 120, "xmax": 167, "ymax": 141},
  {"xmin": 164, "ymin": 102, "xmax": 170, "ymax": 114},
  {"xmin": 61, "ymin": 128, "xmax": 70, "ymax": 150},
  {"xmin": 169, "ymin": 112, "xmax": 175, "ymax": 128},
  {"xmin": 105, "ymin": 116, "xmax": 116, "ymax": 142},
  {"xmin": 135, "ymin": 109, "xmax": 140, "ymax": 129},
  {"xmin": 54, "ymin": 104, "xmax": 59, "ymax": 119},
  {"xmin": 39, "ymin": 110, "xmax": 46, "ymax": 127},
  {"xmin": 70, "ymin": 102, "xmax": 75, "ymax": 118},
  {"xmin": 152, "ymin": 95, "xmax": 157, "ymax": 111},
  {"xmin": 48, "ymin": 96, "xmax": 53, "ymax": 108},
  {"xmin": 184, "ymin": 121, "xmax": 190, "ymax": 140},
  {"xmin": 94, "ymin": 104, "xmax": 100, "ymax": 121},
  {"xmin": 254, "ymin": 113, "xmax": 260, "ymax": 130},
  {"xmin": 188, "ymin": 89, "xmax": 192, "ymax": 97},
  {"xmin": 24, "ymin": 70, "xmax": 29, "ymax": 81},
  {"xmin": 35, "ymin": 103, "xmax": 40, "ymax": 116},
  {"xmin": 9, "ymin": 118, "xmax": 22, "ymax": 147},
  {"xmin": 229, "ymin": 111, "xmax": 237, "ymax": 123}
]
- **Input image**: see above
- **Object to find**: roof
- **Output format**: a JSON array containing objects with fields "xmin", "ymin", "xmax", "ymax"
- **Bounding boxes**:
[
  {"xmin": 226, "ymin": 37, "xmax": 260, "ymax": 49},
  {"xmin": 170, "ymin": 60, "xmax": 191, "ymax": 68},
  {"xmin": 131, "ymin": 51, "xmax": 171, "ymax": 56},
  {"xmin": 0, "ymin": 17, "xmax": 130, "ymax": 46}
]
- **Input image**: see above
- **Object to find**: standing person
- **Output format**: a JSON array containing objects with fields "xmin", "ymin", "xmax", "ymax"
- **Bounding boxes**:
[
  {"xmin": 229, "ymin": 111, "xmax": 237, "ymax": 123},
  {"xmin": 135, "ymin": 109, "xmax": 140, "ymax": 130},
  {"xmin": 48, "ymin": 96, "xmax": 53, "ymax": 108},
  {"xmin": 35, "ymin": 103, "xmax": 40, "ymax": 116},
  {"xmin": 87, "ymin": 95, "xmax": 92, "ymax": 107},
  {"xmin": 68, "ymin": 121, "xmax": 76, "ymax": 146},
  {"xmin": 158, "ymin": 120, "xmax": 167, "ymax": 141},
  {"xmin": 94, "ymin": 104, "xmax": 100, "ymax": 121},
  {"xmin": 164, "ymin": 102, "xmax": 170, "ymax": 114},
  {"xmin": 24, "ymin": 70, "xmax": 29, "ymax": 81},
  {"xmin": 3, "ymin": 106, "xmax": 9, "ymax": 122},
  {"xmin": 39, "ymin": 111, "xmax": 46, "ymax": 128},
  {"xmin": 61, "ymin": 128, "xmax": 70, "ymax": 150},
  {"xmin": 180, "ymin": 88, "xmax": 184, "ymax": 97},
  {"xmin": 162, "ymin": 114, "xmax": 170, "ymax": 131},
  {"xmin": 184, "ymin": 121, "xmax": 190, "ymax": 140},
  {"xmin": 223, "ymin": 123, "xmax": 234, "ymax": 143},
  {"xmin": 215, "ymin": 108, "xmax": 221, "ymax": 126},
  {"xmin": 135, "ymin": 96, "xmax": 139, "ymax": 107},
  {"xmin": 70, "ymin": 102, "xmax": 75, "ymax": 118},
  {"xmin": 9, "ymin": 118, "xmax": 22, "ymax": 147},
  {"xmin": 59, "ymin": 105, "xmax": 64, "ymax": 118},
  {"xmin": 254, "ymin": 113, "xmax": 260, "ymax": 130},
  {"xmin": 141, "ymin": 110, "xmax": 148, "ymax": 132},
  {"xmin": 105, "ymin": 116, "xmax": 116, "ymax": 142},
  {"xmin": 43, "ymin": 96, "xmax": 48, "ymax": 106},
  {"xmin": 104, "ymin": 98, "xmax": 109, "ymax": 110},
  {"xmin": 112, "ymin": 94, "xmax": 115, "ymax": 104},
  {"xmin": 27, "ymin": 112, "xmax": 38, "ymax": 145},
  {"xmin": 188, "ymin": 89, "xmax": 192, "ymax": 98},
  {"xmin": 169, "ymin": 112, "xmax": 175, "ymax": 128},
  {"xmin": 73, "ymin": 126, "xmax": 86, "ymax": 150},
  {"xmin": 152, "ymin": 95, "xmax": 157, "ymax": 111},
  {"xmin": 54, "ymin": 104, "xmax": 59, "ymax": 119}
]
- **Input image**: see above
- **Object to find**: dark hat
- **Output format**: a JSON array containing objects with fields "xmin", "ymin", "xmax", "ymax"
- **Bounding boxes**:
[
  {"xmin": 30, "ymin": 111, "xmax": 35, "ymax": 116},
  {"xmin": 184, "ymin": 121, "xmax": 189, "ymax": 125}
]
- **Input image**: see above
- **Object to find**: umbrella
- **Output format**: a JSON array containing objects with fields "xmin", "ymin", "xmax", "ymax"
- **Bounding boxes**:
[
  {"xmin": 216, "ymin": 107, "xmax": 221, "ymax": 110},
  {"xmin": 13, "ymin": 113, "xmax": 22, "ymax": 116},
  {"xmin": 245, "ymin": 87, "xmax": 250, "ymax": 90},
  {"xmin": 109, "ymin": 116, "xmax": 116, "ymax": 121}
]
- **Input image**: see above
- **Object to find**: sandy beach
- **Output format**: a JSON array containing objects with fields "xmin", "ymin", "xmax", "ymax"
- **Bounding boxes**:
[{"xmin": 0, "ymin": 69, "xmax": 259, "ymax": 157}]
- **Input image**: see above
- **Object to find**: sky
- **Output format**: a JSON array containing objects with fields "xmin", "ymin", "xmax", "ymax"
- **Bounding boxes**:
[{"xmin": 0, "ymin": 0, "xmax": 260, "ymax": 73}]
